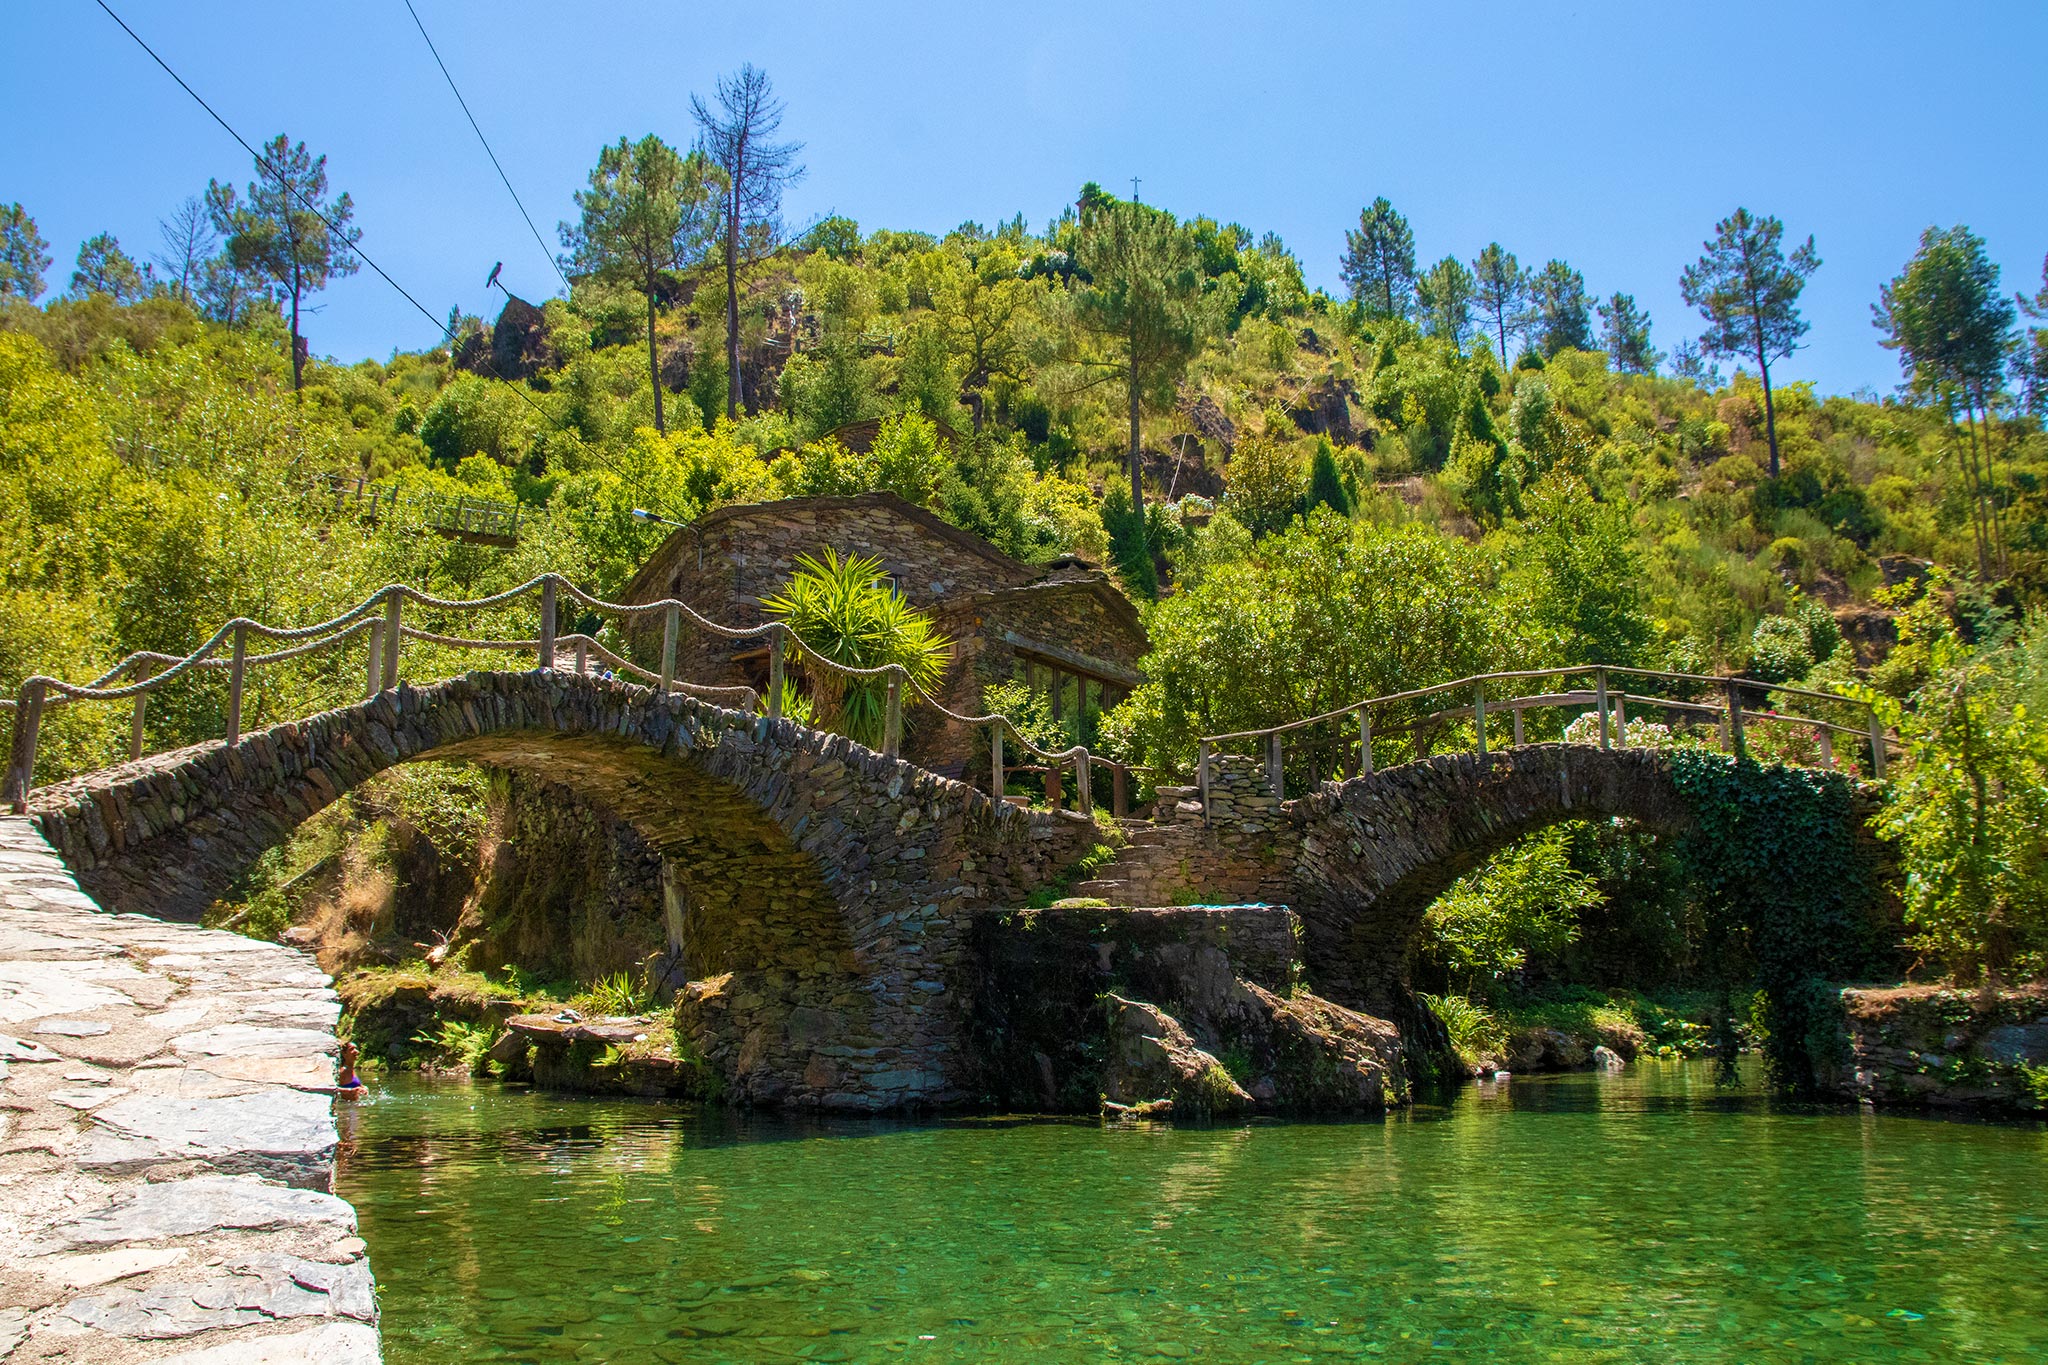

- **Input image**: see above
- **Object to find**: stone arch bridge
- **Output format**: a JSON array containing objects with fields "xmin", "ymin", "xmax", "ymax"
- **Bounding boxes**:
[
  {"xmin": 25, "ymin": 672, "xmax": 1098, "ymax": 1110},
  {"xmin": 22, "ymin": 675, "xmax": 1880, "ymax": 1107}
]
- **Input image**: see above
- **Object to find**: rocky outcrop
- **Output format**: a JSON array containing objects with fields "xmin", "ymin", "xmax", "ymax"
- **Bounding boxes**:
[
  {"xmin": 455, "ymin": 294, "xmax": 556, "ymax": 383},
  {"xmin": 1287, "ymin": 376, "xmax": 1359, "ymax": 444},
  {"xmin": 1101, "ymin": 995, "xmax": 1249, "ymax": 1115},
  {"xmin": 971, "ymin": 904, "xmax": 1405, "ymax": 1114},
  {"xmin": 1827, "ymin": 984, "xmax": 2048, "ymax": 1114},
  {"xmin": 0, "ymin": 816, "xmax": 377, "ymax": 1361},
  {"xmin": 1177, "ymin": 393, "xmax": 1237, "ymax": 455}
]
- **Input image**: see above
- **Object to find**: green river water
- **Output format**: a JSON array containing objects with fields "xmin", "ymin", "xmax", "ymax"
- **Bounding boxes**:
[{"xmin": 338, "ymin": 1062, "xmax": 2048, "ymax": 1364}]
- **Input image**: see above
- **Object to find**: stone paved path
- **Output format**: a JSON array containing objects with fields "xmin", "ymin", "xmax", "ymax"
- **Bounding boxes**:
[{"xmin": 0, "ymin": 817, "xmax": 378, "ymax": 1363}]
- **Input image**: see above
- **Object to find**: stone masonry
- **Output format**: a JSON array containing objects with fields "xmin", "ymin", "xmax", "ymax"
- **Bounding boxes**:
[
  {"xmin": 1826, "ymin": 984, "xmax": 2048, "ymax": 1114},
  {"xmin": 25, "ymin": 672, "xmax": 1098, "ymax": 1112},
  {"xmin": 0, "ymin": 816, "xmax": 377, "ymax": 1363}
]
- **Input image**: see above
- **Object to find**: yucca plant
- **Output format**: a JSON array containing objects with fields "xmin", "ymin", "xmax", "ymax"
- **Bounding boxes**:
[{"xmin": 761, "ymin": 550, "xmax": 950, "ymax": 749}]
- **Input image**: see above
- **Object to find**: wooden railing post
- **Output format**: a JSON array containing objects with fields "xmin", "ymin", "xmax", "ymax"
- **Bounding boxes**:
[
  {"xmin": 1267, "ymin": 731, "xmax": 1284, "ymax": 801},
  {"xmin": 538, "ymin": 579, "xmax": 557, "ymax": 671},
  {"xmin": 1727, "ymin": 679, "xmax": 1746, "ymax": 760},
  {"xmin": 660, "ymin": 605, "xmax": 679, "ymax": 694},
  {"xmin": 1595, "ymin": 668, "xmax": 1611, "ymax": 750},
  {"xmin": 381, "ymin": 593, "xmax": 403, "ymax": 691},
  {"xmin": 1197, "ymin": 740, "xmax": 1212, "ymax": 825},
  {"xmin": 1612, "ymin": 692, "xmax": 1627, "ymax": 748},
  {"xmin": 1868, "ymin": 711, "xmax": 1886, "ymax": 780},
  {"xmin": 1358, "ymin": 708, "xmax": 1373, "ymax": 776},
  {"xmin": 130, "ymin": 663, "xmax": 152, "ymax": 760},
  {"xmin": 990, "ymin": 726, "xmax": 1005, "ymax": 800},
  {"xmin": 572, "ymin": 638, "xmax": 588, "ymax": 675},
  {"xmin": 1511, "ymin": 702, "xmax": 1524, "ymax": 748},
  {"xmin": 1818, "ymin": 726, "xmax": 1834, "ymax": 769},
  {"xmin": 766, "ymin": 625, "xmax": 785, "ymax": 721},
  {"xmin": 365, "ymin": 619, "xmax": 384, "ymax": 700},
  {"xmin": 882, "ymin": 667, "xmax": 903, "ymax": 758},
  {"xmin": 1076, "ymin": 750, "xmax": 1093, "ymax": 817},
  {"xmin": 1473, "ymin": 682, "xmax": 1487, "ymax": 758},
  {"xmin": 226, "ymin": 623, "xmax": 248, "ymax": 746},
  {"xmin": 4, "ymin": 681, "xmax": 45, "ymax": 813},
  {"xmin": 1112, "ymin": 763, "xmax": 1128, "ymax": 819}
]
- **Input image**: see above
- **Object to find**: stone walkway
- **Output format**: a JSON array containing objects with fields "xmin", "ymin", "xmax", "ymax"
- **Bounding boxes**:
[{"xmin": 0, "ymin": 817, "xmax": 378, "ymax": 1363}]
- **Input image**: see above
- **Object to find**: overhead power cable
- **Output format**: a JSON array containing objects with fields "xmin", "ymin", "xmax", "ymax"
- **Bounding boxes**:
[
  {"xmin": 91, "ymin": 0, "xmax": 565, "ymax": 433},
  {"xmin": 401, "ymin": 0, "xmax": 571, "ymax": 293}
]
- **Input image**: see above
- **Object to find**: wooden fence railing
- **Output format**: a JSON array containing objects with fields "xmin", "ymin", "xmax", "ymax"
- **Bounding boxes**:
[
  {"xmin": 321, "ymin": 476, "xmax": 523, "ymax": 545},
  {"xmin": 1196, "ymin": 663, "xmax": 1893, "ymax": 812},
  {"xmin": 1, "ymin": 574, "xmax": 1129, "ymax": 820}
]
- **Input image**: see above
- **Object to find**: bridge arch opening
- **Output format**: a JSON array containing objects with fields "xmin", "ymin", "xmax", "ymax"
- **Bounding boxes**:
[{"xmin": 1287, "ymin": 746, "xmax": 1695, "ymax": 1017}]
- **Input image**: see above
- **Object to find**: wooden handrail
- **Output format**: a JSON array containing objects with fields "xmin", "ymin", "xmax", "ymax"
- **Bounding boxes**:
[{"xmin": 1199, "ymin": 663, "xmax": 1881, "ymax": 744}]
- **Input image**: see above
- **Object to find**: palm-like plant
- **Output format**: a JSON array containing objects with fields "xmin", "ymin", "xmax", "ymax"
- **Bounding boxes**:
[{"xmin": 761, "ymin": 550, "xmax": 950, "ymax": 748}]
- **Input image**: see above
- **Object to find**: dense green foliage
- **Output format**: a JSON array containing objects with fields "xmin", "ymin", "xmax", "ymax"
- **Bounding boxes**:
[
  {"xmin": 1867, "ymin": 584, "xmax": 2048, "ymax": 979},
  {"xmin": 1667, "ymin": 750, "xmax": 1878, "ymax": 1090}
]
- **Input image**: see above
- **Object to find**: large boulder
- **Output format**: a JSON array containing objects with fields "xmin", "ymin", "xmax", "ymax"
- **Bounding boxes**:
[
  {"xmin": 456, "ymin": 294, "xmax": 557, "ymax": 382},
  {"xmin": 1288, "ymin": 376, "xmax": 1358, "ymax": 444},
  {"xmin": 1212, "ymin": 982, "xmax": 1405, "ymax": 1111},
  {"xmin": 1100, "ymin": 995, "xmax": 1252, "ymax": 1116}
]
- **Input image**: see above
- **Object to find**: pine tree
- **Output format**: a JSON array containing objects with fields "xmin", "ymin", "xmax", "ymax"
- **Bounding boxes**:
[
  {"xmin": 1472, "ymin": 243, "xmax": 1527, "ymax": 368},
  {"xmin": 559, "ymin": 135, "xmax": 718, "ymax": 434},
  {"xmin": 1680, "ymin": 207, "xmax": 1820, "ymax": 478},
  {"xmin": 0, "ymin": 203, "xmax": 51, "ymax": 300},
  {"xmin": 208, "ymin": 135, "xmax": 362, "ymax": 394},
  {"xmin": 1597, "ymin": 292, "xmax": 1662, "ymax": 374},
  {"xmin": 1530, "ymin": 260, "xmax": 1594, "ymax": 356},
  {"xmin": 1339, "ymin": 198, "xmax": 1417, "ymax": 321},
  {"xmin": 1306, "ymin": 437, "xmax": 1352, "ymax": 517}
]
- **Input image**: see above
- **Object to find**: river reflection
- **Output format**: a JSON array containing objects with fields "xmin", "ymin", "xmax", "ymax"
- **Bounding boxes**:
[{"xmin": 340, "ymin": 1061, "xmax": 2048, "ymax": 1363}]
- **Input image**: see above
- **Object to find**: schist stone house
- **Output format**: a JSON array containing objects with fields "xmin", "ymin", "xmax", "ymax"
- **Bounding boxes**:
[{"xmin": 618, "ymin": 492, "xmax": 1149, "ymax": 777}]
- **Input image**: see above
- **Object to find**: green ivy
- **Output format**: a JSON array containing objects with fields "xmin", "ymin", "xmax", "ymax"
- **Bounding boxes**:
[{"xmin": 1667, "ymin": 750, "xmax": 1877, "ymax": 1093}]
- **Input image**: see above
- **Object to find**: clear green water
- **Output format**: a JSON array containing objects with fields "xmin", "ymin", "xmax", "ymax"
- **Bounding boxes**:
[{"xmin": 338, "ymin": 1063, "xmax": 2048, "ymax": 1364}]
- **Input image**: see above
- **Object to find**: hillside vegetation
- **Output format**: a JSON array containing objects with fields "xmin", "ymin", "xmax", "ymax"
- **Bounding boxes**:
[{"xmin": 3, "ymin": 107, "xmax": 2045, "ymax": 987}]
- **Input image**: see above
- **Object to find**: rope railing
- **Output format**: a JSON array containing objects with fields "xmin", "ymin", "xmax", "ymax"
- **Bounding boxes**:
[
  {"xmin": 1195, "ymin": 662, "xmax": 1895, "ymax": 813},
  {"xmin": 0, "ymin": 573, "xmax": 1131, "ymax": 819}
]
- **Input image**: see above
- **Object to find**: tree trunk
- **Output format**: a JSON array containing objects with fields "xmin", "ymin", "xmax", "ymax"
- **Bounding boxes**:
[
  {"xmin": 1950, "ymin": 397, "xmax": 1993, "ymax": 580},
  {"xmin": 1968, "ymin": 394, "xmax": 2010, "ymax": 578},
  {"xmin": 1127, "ymin": 314, "xmax": 1144, "ymax": 525},
  {"xmin": 724, "ymin": 183, "xmax": 742, "ymax": 421},
  {"xmin": 288, "ymin": 259, "xmax": 304, "ymax": 396},
  {"xmin": 646, "ymin": 282, "xmax": 665, "ymax": 435},
  {"xmin": 1752, "ymin": 321, "xmax": 1779, "ymax": 479}
]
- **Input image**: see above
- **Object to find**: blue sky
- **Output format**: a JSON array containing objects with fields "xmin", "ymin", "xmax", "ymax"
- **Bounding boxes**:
[{"xmin": 7, "ymin": 1, "xmax": 2044, "ymax": 396}]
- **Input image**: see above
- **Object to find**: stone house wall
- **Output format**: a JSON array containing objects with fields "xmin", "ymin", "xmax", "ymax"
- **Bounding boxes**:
[
  {"xmin": 921, "ymin": 578, "xmax": 1146, "ymax": 778},
  {"xmin": 618, "ymin": 493, "xmax": 1148, "ymax": 778},
  {"xmin": 622, "ymin": 493, "xmax": 1041, "ymax": 690}
]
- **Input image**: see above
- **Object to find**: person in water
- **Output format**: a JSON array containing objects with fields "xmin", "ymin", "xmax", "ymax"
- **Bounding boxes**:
[{"xmin": 336, "ymin": 1040, "xmax": 365, "ymax": 1094}]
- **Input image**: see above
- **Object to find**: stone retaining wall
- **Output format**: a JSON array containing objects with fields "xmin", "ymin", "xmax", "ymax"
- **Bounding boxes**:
[
  {"xmin": 0, "ymin": 816, "xmax": 377, "ymax": 1362},
  {"xmin": 1828, "ymin": 984, "xmax": 2048, "ymax": 1114}
]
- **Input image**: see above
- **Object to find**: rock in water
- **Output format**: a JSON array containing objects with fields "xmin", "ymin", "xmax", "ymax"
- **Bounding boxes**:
[{"xmin": 1592, "ymin": 1045, "xmax": 1626, "ymax": 1071}]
